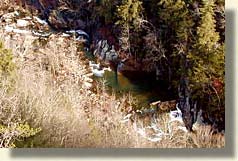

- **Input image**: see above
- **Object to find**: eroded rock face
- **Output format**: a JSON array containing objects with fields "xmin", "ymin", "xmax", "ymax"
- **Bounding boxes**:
[
  {"xmin": 16, "ymin": 0, "xmax": 91, "ymax": 30},
  {"xmin": 178, "ymin": 77, "xmax": 225, "ymax": 133},
  {"xmin": 47, "ymin": 9, "xmax": 86, "ymax": 30},
  {"xmin": 93, "ymin": 40, "xmax": 119, "ymax": 68}
]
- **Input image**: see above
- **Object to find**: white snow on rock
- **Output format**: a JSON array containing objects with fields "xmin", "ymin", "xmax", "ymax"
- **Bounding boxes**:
[
  {"xmin": 5, "ymin": 26, "xmax": 14, "ymax": 32},
  {"xmin": 130, "ymin": 104, "xmax": 188, "ymax": 143},
  {"xmin": 23, "ymin": 16, "xmax": 32, "ymax": 20},
  {"xmin": 66, "ymin": 30, "xmax": 89, "ymax": 39},
  {"xmin": 12, "ymin": 29, "xmax": 31, "ymax": 34},
  {"xmin": 5, "ymin": 25, "xmax": 31, "ymax": 34},
  {"xmin": 169, "ymin": 105, "xmax": 183, "ymax": 123},
  {"xmin": 62, "ymin": 33, "xmax": 71, "ymax": 37},
  {"xmin": 17, "ymin": 19, "xmax": 30, "ymax": 27},
  {"xmin": 32, "ymin": 30, "xmax": 51, "ymax": 37},
  {"xmin": 33, "ymin": 16, "xmax": 48, "ymax": 25}
]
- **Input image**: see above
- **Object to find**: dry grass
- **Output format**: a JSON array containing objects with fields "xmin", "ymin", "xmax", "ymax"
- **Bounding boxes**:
[
  {"xmin": 0, "ymin": 28, "xmax": 138, "ymax": 148},
  {"xmin": 0, "ymin": 5, "xmax": 225, "ymax": 148}
]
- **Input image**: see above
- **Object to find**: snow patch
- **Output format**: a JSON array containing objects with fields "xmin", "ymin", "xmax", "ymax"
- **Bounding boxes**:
[
  {"xmin": 33, "ymin": 16, "xmax": 48, "ymax": 25},
  {"xmin": 17, "ymin": 19, "xmax": 30, "ymax": 27}
]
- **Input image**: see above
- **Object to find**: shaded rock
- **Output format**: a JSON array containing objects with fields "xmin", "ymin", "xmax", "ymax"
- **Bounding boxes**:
[
  {"xmin": 117, "ymin": 58, "xmax": 142, "ymax": 73},
  {"xmin": 178, "ymin": 77, "xmax": 225, "ymax": 133},
  {"xmin": 17, "ymin": 0, "xmax": 90, "ymax": 30},
  {"xmin": 39, "ymin": 0, "xmax": 59, "ymax": 9},
  {"xmin": 47, "ymin": 9, "xmax": 86, "ymax": 30}
]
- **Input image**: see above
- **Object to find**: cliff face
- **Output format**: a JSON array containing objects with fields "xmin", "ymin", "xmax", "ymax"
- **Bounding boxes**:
[{"xmin": 15, "ymin": 0, "xmax": 92, "ymax": 30}]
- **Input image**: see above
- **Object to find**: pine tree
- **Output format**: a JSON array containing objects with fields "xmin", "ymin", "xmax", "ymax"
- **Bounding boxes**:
[
  {"xmin": 188, "ymin": 0, "xmax": 224, "ymax": 86},
  {"xmin": 157, "ymin": 0, "xmax": 195, "ymax": 85},
  {"xmin": 93, "ymin": 0, "xmax": 118, "ymax": 24},
  {"xmin": 187, "ymin": 0, "xmax": 224, "ymax": 110},
  {"xmin": 116, "ymin": 0, "xmax": 144, "ymax": 54}
]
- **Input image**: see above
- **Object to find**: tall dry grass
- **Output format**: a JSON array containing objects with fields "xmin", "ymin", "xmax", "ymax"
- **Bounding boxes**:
[
  {"xmin": 0, "ymin": 29, "xmax": 139, "ymax": 147},
  {"xmin": 0, "ymin": 5, "xmax": 225, "ymax": 148}
]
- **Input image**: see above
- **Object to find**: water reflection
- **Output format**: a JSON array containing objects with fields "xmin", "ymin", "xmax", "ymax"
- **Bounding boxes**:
[{"xmin": 102, "ymin": 70, "xmax": 174, "ymax": 108}]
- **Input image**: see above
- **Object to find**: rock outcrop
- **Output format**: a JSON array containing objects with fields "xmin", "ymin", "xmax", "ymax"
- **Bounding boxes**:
[
  {"xmin": 16, "ymin": 0, "xmax": 91, "ymax": 30},
  {"xmin": 178, "ymin": 77, "xmax": 225, "ymax": 133}
]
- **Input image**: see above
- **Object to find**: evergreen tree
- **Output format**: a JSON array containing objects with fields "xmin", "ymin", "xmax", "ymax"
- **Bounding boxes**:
[
  {"xmin": 187, "ymin": 0, "xmax": 224, "ymax": 110},
  {"xmin": 93, "ymin": 0, "xmax": 118, "ymax": 24},
  {"xmin": 157, "ymin": 0, "xmax": 195, "ymax": 85},
  {"xmin": 188, "ymin": 0, "xmax": 224, "ymax": 87},
  {"xmin": 116, "ymin": 0, "xmax": 144, "ymax": 54}
]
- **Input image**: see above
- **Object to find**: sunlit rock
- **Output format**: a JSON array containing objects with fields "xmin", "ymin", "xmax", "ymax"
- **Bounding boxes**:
[{"xmin": 32, "ymin": 30, "xmax": 51, "ymax": 37}]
